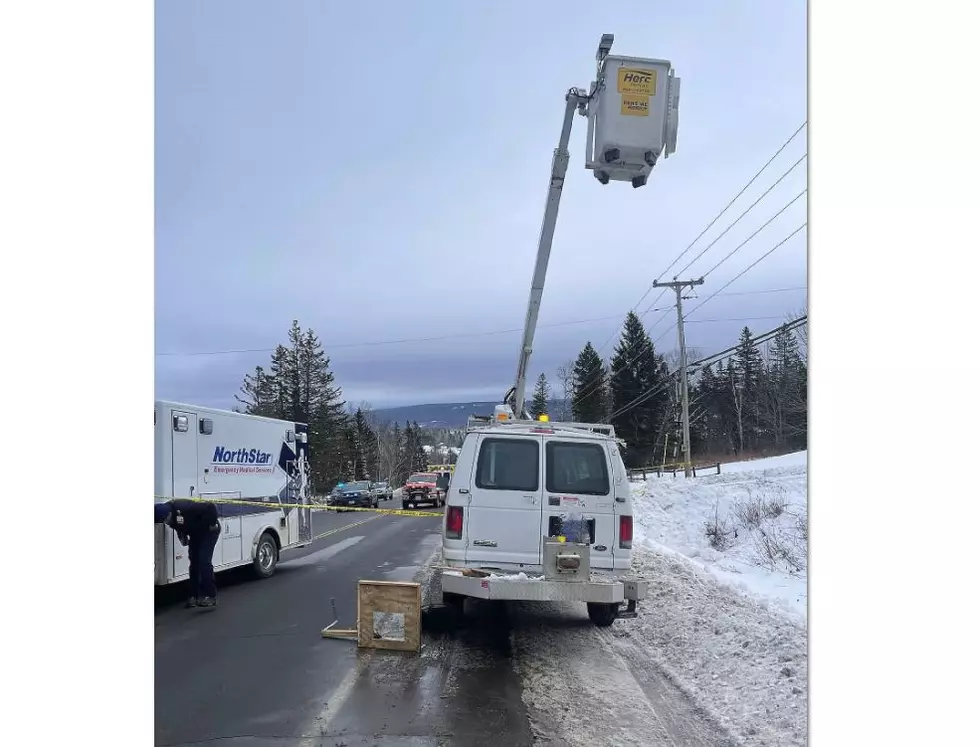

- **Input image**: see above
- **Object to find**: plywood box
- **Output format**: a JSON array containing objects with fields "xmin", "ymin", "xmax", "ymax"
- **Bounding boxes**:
[{"xmin": 356, "ymin": 580, "xmax": 422, "ymax": 653}]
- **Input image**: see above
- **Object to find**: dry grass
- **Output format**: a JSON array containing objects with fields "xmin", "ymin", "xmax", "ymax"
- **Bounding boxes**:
[
  {"xmin": 796, "ymin": 513, "xmax": 808, "ymax": 542},
  {"xmin": 753, "ymin": 526, "xmax": 806, "ymax": 575},
  {"xmin": 704, "ymin": 500, "xmax": 737, "ymax": 550},
  {"xmin": 731, "ymin": 488, "xmax": 789, "ymax": 528}
]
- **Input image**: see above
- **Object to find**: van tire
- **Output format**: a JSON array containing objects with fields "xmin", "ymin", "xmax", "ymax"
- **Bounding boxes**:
[
  {"xmin": 443, "ymin": 591, "xmax": 466, "ymax": 610},
  {"xmin": 253, "ymin": 532, "xmax": 279, "ymax": 580},
  {"xmin": 587, "ymin": 602, "xmax": 618, "ymax": 627},
  {"xmin": 443, "ymin": 591, "xmax": 466, "ymax": 626}
]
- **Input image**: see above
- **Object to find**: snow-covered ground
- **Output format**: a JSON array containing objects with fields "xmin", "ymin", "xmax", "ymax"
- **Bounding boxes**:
[
  {"xmin": 631, "ymin": 451, "xmax": 808, "ymax": 619},
  {"xmin": 616, "ymin": 451, "xmax": 809, "ymax": 746},
  {"xmin": 429, "ymin": 451, "xmax": 809, "ymax": 746}
]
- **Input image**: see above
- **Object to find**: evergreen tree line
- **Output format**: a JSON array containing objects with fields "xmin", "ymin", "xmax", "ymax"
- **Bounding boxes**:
[
  {"xmin": 235, "ymin": 320, "xmax": 429, "ymax": 493},
  {"xmin": 536, "ymin": 312, "xmax": 807, "ymax": 468}
]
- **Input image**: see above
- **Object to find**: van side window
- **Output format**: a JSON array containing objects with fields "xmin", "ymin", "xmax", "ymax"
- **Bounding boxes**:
[
  {"xmin": 476, "ymin": 438, "xmax": 539, "ymax": 492},
  {"xmin": 546, "ymin": 441, "xmax": 610, "ymax": 496}
]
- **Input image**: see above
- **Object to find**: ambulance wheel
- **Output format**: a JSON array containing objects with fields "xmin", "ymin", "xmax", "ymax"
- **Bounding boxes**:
[
  {"xmin": 253, "ymin": 532, "xmax": 279, "ymax": 579},
  {"xmin": 587, "ymin": 602, "xmax": 619, "ymax": 627}
]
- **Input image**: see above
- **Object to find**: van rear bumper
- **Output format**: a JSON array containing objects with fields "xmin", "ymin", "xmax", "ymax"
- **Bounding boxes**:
[{"xmin": 442, "ymin": 570, "xmax": 646, "ymax": 604}]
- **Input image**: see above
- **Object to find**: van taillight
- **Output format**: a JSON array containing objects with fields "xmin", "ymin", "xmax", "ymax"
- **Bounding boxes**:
[
  {"xmin": 619, "ymin": 515, "xmax": 633, "ymax": 549},
  {"xmin": 446, "ymin": 506, "xmax": 464, "ymax": 540}
]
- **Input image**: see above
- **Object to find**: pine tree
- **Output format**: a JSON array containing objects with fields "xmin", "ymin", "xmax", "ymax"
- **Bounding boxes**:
[
  {"xmin": 235, "ymin": 320, "xmax": 348, "ymax": 489},
  {"xmin": 762, "ymin": 325, "xmax": 807, "ymax": 450},
  {"xmin": 530, "ymin": 373, "xmax": 550, "ymax": 419},
  {"xmin": 412, "ymin": 421, "xmax": 428, "ymax": 471},
  {"xmin": 608, "ymin": 312, "xmax": 670, "ymax": 467},
  {"xmin": 353, "ymin": 408, "xmax": 378, "ymax": 481},
  {"xmin": 733, "ymin": 327, "xmax": 764, "ymax": 452},
  {"xmin": 571, "ymin": 342, "xmax": 606, "ymax": 423}
]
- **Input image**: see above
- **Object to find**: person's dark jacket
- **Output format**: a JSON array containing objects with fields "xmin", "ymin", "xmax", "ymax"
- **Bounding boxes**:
[{"xmin": 167, "ymin": 499, "xmax": 220, "ymax": 537}]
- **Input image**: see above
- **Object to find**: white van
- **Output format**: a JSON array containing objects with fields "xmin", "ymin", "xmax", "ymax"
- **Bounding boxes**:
[{"xmin": 440, "ymin": 406, "xmax": 647, "ymax": 626}]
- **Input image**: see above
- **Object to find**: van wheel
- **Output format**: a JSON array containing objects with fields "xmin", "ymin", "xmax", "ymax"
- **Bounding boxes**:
[
  {"xmin": 587, "ymin": 602, "xmax": 619, "ymax": 627},
  {"xmin": 443, "ymin": 591, "xmax": 466, "ymax": 625},
  {"xmin": 253, "ymin": 532, "xmax": 279, "ymax": 579}
]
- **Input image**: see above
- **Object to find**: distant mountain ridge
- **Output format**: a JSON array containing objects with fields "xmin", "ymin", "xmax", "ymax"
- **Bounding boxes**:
[{"xmin": 372, "ymin": 400, "xmax": 564, "ymax": 428}]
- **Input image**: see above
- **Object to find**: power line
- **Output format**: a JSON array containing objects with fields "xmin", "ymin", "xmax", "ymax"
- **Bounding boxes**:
[
  {"xmin": 713, "ymin": 286, "xmax": 806, "ymax": 297},
  {"xmin": 685, "ymin": 223, "xmax": 808, "ymax": 320},
  {"xmin": 674, "ymin": 154, "xmax": 807, "ymax": 279},
  {"xmin": 685, "ymin": 315, "xmax": 788, "ymax": 324},
  {"xmin": 157, "ymin": 312, "xmax": 636, "ymax": 358},
  {"xmin": 606, "ymin": 316, "xmax": 807, "ymax": 424},
  {"xmin": 154, "ymin": 288, "xmax": 800, "ymax": 360},
  {"xmin": 688, "ymin": 316, "xmax": 807, "ymax": 371},
  {"xmin": 700, "ymin": 189, "xmax": 806, "ymax": 278},
  {"xmin": 653, "ymin": 121, "xmax": 807, "ymax": 284},
  {"xmin": 595, "ymin": 121, "xmax": 808, "ymax": 357}
]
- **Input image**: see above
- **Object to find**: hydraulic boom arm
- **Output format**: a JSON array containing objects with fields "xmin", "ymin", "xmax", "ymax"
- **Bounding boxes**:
[{"xmin": 508, "ymin": 89, "xmax": 588, "ymax": 418}]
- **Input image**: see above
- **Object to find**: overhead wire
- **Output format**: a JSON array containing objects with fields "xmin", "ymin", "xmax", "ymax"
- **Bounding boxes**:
[
  {"xmin": 684, "ymin": 223, "xmax": 808, "ymax": 319},
  {"xmin": 593, "ymin": 120, "xmax": 809, "ymax": 357},
  {"xmin": 572, "ymin": 226, "xmax": 807, "ymax": 413},
  {"xmin": 605, "ymin": 316, "xmax": 808, "ymax": 424}
]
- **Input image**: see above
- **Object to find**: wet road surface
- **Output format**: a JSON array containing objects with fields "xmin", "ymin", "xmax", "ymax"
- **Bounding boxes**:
[{"xmin": 154, "ymin": 507, "xmax": 534, "ymax": 747}]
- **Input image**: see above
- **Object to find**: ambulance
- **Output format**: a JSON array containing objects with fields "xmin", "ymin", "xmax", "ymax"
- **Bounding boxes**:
[{"xmin": 154, "ymin": 401, "xmax": 313, "ymax": 585}]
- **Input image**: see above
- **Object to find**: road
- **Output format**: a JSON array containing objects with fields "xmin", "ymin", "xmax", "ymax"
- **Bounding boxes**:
[
  {"xmin": 156, "ymin": 502, "xmax": 735, "ymax": 746},
  {"xmin": 154, "ymin": 505, "xmax": 534, "ymax": 747}
]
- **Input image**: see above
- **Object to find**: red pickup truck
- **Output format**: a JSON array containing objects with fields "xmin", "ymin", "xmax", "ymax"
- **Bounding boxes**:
[{"xmin": 402, "ymin": 472, "xmax": 445, "ymax": 510}]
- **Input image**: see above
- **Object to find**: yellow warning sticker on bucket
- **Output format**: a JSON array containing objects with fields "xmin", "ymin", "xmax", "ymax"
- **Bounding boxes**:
[
  {"xmin": 617, "ymin": 68, "xmax": 657, "ymax": 96},
  {"xmin": 621, "ymin": 95, "xmax": 650, "ymax": 116}
]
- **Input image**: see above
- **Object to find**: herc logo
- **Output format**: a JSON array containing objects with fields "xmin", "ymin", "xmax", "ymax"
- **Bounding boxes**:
[
  {"xmin": 212, "ymin": 446, "xmax": 273, "ymax": 465},
  {"xmin": 617, "ymin": 68, "xmax": 657, "ymax": 96}
]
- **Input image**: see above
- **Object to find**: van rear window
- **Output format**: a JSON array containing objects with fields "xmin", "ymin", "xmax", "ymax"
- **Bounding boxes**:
[
  {"xmin": 476, "ymin": 438, "xmax": 539, "ymax": 492},
  {"xmin": 546, "ymin": 441, "xmax": 610, "ymax": 496}
]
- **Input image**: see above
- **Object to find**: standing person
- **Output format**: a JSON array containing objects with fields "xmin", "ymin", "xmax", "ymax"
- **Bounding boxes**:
[
  {"xmin": 154, "ymin": 499, "xmax": 221, "ymax": 609},
  {"xmin": 436, "ymin": 472, "xmax": 451, "ymax": 502}
]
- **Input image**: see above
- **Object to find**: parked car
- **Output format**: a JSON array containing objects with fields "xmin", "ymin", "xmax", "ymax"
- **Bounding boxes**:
[
  {"xmin": 402, "ymin": 472, "xmax": 445, "ymax": 510},
  {"xmin": 372, "ymin": 481, "xmax": 393, "ymax": 501},
  {"xmin": 329, "ymin": 480, "xmax": 378, "ymax": 511}
]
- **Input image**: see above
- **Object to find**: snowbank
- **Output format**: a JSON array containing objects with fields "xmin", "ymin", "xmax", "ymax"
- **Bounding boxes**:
[
  {"xmin": 620, "ymin": 450, "xmax": 808, "ymax": 745},
  {"xmin": 631, "ymin": 450, "xmax": 808, "ymax": 620},
  {"xmin": 618, "ymin": 547, "xmax": 808, "ymax": 746}
]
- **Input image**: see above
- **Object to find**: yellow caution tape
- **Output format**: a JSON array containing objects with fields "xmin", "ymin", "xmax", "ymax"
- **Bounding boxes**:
[{"xmin": 155, "ymin": 495, "xmax": 444, "ymax": 518}]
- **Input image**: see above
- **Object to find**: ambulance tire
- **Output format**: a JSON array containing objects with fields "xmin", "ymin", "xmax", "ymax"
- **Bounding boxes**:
[
  {"xmin": 587, "ymin": 602, "xmax": 619, "ymax": 627},
  {"xmin": 253, "ymin": 531, "xmax": 279, "ymax": 580}
]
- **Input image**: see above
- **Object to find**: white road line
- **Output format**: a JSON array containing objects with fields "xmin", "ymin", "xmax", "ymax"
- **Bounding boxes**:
[{"xmin": 281, "ymin": 536, "xmax": 364, "ymax": 568}]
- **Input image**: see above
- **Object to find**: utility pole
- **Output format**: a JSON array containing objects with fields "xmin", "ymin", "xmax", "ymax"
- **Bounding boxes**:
[{"xmin": 652, "ymin": 277, "xmax": 704, "ymax": 477}]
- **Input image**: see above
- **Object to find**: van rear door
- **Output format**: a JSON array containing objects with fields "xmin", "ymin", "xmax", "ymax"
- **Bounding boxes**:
[
  {"xmin": 463, "ymin": 433, "xmax": 543, "ymax": 569},
  {"xmin": 540, "ymin": 436, "xmax": 618, "ymax": 570}
]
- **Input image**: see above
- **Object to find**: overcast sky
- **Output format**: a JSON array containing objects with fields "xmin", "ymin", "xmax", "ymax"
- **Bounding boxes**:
[{"xmin": 155, "ymin": 0, "xmax": 807, "ymax": 411}]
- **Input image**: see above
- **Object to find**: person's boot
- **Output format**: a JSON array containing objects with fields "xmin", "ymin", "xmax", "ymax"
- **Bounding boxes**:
[
  {"xmin": 198, "ymin": 597, "xmax": 217, "ymax": 610},
  {"xmin": 184, "ymin": 597, "xmax": 198, "ymax": 609}
]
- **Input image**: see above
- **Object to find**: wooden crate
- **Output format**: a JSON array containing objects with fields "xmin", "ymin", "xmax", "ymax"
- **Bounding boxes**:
[{"xmin": 356, "ymin": 580, "xmax": 422, "ymax": 653}]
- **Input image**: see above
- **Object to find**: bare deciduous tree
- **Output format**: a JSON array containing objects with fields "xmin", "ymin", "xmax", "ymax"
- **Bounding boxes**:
[{"xmin": 555, "ymin": 360, "xmax": 575, "ymax": 421}]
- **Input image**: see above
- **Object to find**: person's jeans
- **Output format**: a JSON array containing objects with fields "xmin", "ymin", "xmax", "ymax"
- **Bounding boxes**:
[{"xmin": 188, "ymin": 526, "xmax": 220, "ymax": 599}]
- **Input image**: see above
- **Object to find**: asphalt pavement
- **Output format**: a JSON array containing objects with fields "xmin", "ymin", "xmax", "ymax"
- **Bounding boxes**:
[{"xmin": 154, "ymin": 504, "xmax": 534, "ymax": 747}]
